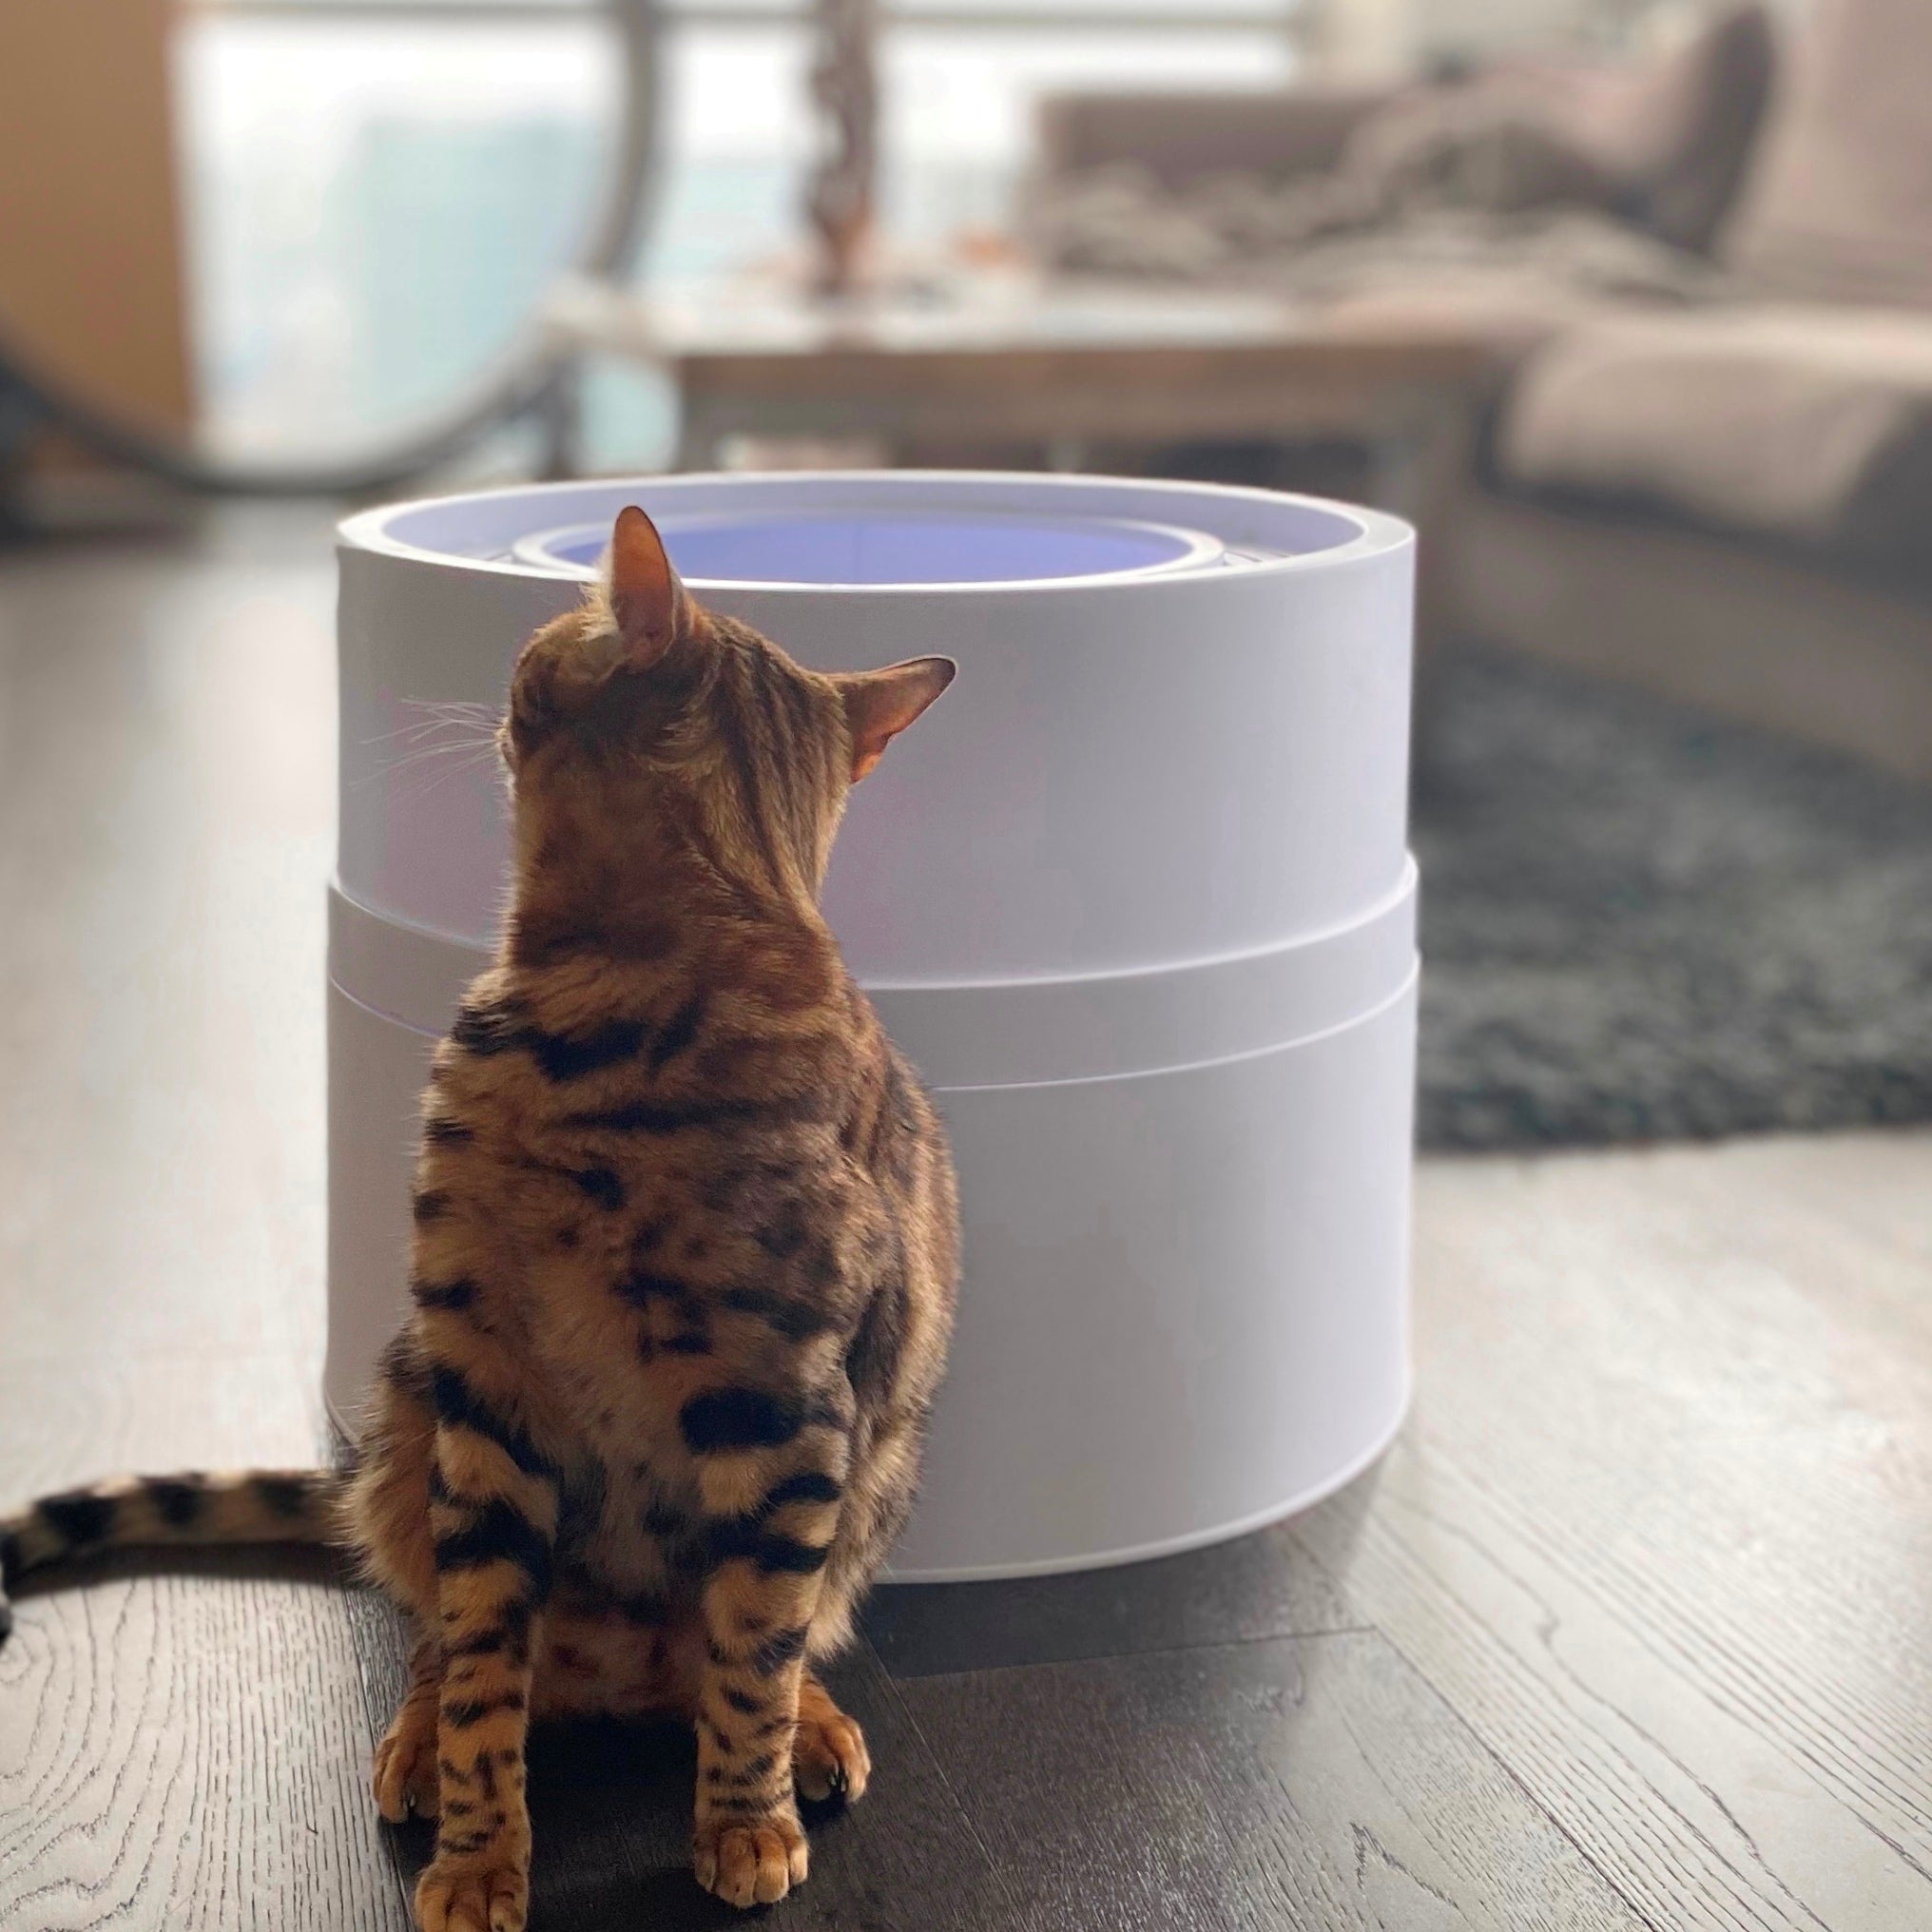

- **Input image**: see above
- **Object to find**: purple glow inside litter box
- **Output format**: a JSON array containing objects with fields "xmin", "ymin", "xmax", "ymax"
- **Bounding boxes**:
[{"xmin": 536, "ymin": 511, "xmax": 1214, "ymax": 585}]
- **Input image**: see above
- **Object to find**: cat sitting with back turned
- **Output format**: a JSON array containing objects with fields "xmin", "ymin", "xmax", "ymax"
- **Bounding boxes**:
[{"xmin": 0, "ymin": 504, "xmax": 961, "ymax": 1929}]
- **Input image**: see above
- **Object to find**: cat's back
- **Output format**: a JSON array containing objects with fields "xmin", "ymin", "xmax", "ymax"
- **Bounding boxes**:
[{"xmin": 421, "ymin": 937, "xmax": 956, "ymax": 1429}]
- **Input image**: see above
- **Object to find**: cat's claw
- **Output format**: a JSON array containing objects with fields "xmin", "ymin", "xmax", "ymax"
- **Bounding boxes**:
[
  {"xmin": 794, "ymin": 1704, "xmax": 870, "ymax": 1805},
  {"xmin": 373, "ymin": 1705, "xmax": 441, "ymax": 1823}
]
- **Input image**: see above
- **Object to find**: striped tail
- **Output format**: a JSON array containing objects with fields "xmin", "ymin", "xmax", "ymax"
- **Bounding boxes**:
[{"xmin": 0, "ymin": 1469, "xmax": 342, "ymax": 1643}]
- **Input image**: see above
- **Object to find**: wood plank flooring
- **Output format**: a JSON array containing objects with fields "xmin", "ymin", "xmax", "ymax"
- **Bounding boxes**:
[
  {"xmin": 2, "ymin": 514, "xmax": 1928, "ymax": 1930},
  {"xmin": 0, "ymin": 513, "xmax": 409, "ymax": 1931}
]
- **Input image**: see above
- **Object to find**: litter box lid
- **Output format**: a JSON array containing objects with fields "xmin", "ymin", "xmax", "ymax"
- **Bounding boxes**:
[{"xmin": 338, "ymin": 473, "xmax": 1414, "ymax": 984}]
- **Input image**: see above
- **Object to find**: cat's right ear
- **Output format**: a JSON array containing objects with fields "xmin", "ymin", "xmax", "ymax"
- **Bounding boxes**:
[
  {"xmin": 609, "ymin": 505, "xmax": 690, "ymax": 672},
  {"xmin": 840, "ymin": 656, "xmax": 956, "ymax": 782}
]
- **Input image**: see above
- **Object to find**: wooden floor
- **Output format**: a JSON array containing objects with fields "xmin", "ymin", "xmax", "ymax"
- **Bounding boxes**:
[{"xmin": 3, "ymin": 514, "xmax": 1929, "ymax": 1930}]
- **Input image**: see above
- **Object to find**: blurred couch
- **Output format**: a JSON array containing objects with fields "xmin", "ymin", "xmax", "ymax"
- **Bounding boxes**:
[{"xmin": 1036, "ymin": 0, "xmax": 1932, "ymax": 781}]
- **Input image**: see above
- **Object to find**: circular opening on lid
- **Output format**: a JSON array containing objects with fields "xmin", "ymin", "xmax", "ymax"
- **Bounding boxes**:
[
  {"xmin": 512, "ymin": 509, "xmax": 1224, "ymax": 587},
  {"xmin": 347, "ymin": 472, "xmax": 1408, "ymax": 589}
]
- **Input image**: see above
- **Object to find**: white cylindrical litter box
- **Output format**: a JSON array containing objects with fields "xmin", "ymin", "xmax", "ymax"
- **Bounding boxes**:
[{"xmin": 328, "ymin": 472, "xmax": 1418, "ymax": 1580}]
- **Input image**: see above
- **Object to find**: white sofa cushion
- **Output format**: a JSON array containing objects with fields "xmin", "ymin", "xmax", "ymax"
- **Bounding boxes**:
[{"xmin": 1495, "ymin": 305, "xmax": 1932, "ymax": 567}]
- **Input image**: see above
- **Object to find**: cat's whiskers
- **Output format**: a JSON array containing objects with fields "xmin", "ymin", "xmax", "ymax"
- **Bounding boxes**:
[
  {"xmin": 351, "ymin": 740, "xmax": 499, "ymax": 793},
  {"xmin": 361, "ymin": 701, "xmax": 504, "ymax": 751},
  {"xmin": 363, "ymin": 710, "xmax": 503, "ymax": 775},
  {"xmin": 387, "ymin": 743, "xmax": 502, "ymax": 802}
]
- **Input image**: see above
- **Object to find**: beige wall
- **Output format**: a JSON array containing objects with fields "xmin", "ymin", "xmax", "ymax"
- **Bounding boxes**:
[{"xmin": 0, "ymin": 0, "xmax": 195, "ymax": 433}]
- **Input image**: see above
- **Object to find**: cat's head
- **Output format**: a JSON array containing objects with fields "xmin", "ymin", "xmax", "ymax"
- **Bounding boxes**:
[{"xmin": 500, "ymin": 505, "xmax": 954, "ymax": 927}]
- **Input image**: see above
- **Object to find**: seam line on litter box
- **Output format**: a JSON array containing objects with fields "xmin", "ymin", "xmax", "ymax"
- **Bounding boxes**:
[
  {"xmin": 330, "ymin": 959, "xmax": 1421, "ymax": 1098},
  {"xmin": 330, "ymin": 863, "xmax": 1417, "ymax": 992},
  {"xmin": 928, "ymin": 958, "xmax": 1420, "ymax": 1094},
  {"xmin": 329, "ymin": 880, "xmax": 492, "ymax": 956},
  {"xmin": 328, "ymin": 867, "xmax": 1419, "ymax": 1080},
  {"xmin": 328, "ymin": 976, "xmax": 445, "ymax": 1037},
  {"xmin": 862, "ymin": 855, "xmax": 1419, "ymax": 995}
]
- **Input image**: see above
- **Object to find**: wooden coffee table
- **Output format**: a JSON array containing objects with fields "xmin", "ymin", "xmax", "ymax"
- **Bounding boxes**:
[
  {"xmin": 542, "ymin": 270, "xmax": 1497, "ymax": 643},
  {"xmin": 542, "ymin": 270, "xmax": 1495, "ymax": 485}
]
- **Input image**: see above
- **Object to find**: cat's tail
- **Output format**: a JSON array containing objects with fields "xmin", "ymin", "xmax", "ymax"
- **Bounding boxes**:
[{"xmin": 0, "ymin": 1469, "xmax": 344, "ymax": 1643}]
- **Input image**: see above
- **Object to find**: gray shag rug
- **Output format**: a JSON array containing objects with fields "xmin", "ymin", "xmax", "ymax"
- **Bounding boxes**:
[{"xmin": 1414, "ymin": 648, "xmax": 1932, "ymax": 1150}]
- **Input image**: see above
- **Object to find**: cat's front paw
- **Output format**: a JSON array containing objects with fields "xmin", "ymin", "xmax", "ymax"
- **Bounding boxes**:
[
  {"xmin": 415, "ymin": 1851, "xmax": 529, "ymax": 1932},
  {"xmin": 374, "ymin": 1702, "xmax": 440, "ymax": 1823},
  {"xmin": 692, "ymin": 1809, "xmax": 810, "ymax": 1908},
  {"xmin": 794, "ymin": 1701, "xmax": 870, "ymax": 1805}
]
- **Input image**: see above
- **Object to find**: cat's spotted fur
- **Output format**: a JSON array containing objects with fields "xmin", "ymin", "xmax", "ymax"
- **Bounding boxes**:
[{"xmin": 0, "ymin": 507, "xmax": 959, "ymax": 1925}]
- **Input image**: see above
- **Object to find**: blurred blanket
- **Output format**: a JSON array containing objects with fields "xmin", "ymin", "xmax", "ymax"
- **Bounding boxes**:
[{"xmin": 1026, "ymin": 86, "xmax": 1732, "ymax": 309}]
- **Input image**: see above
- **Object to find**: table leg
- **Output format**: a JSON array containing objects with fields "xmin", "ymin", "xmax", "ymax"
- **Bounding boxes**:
[
  {"xmin": 673, "ymin": 391, "xmax": 728, "ymax": 473},
  {"xmin": 672, "ymin": 421, "xmax": 710, "ymax": 473},
  {"xmin": 535, "ymin": 358, "xmax": 584, "ymax": 482},
  {"xmin": 1368, "ymin": 394, "xmax": 1478, "ymax": 660}
]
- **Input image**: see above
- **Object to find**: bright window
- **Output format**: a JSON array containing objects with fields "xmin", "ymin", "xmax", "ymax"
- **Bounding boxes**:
[{"xmin": 178, "ymin": 1, "xmax": 1300, "ymax": 457}]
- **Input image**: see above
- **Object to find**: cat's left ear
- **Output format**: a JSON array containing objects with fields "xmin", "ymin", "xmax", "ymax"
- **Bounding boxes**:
[
  {"xmin": 839, "ymin": 657, "xmax": 956, "ymax": 782},
  {"xmin": 608, "ymin": 505, "xmax": 690, "ymax": 671}
]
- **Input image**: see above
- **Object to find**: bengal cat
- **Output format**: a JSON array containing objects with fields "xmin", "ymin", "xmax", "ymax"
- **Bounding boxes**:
[{"xmin": 0, "ymin": 505, "xmax": 961, "ymax": 1928}]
